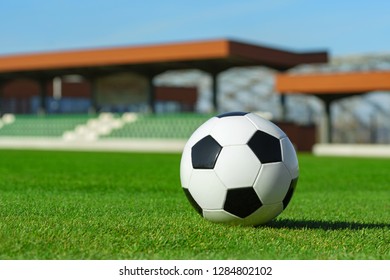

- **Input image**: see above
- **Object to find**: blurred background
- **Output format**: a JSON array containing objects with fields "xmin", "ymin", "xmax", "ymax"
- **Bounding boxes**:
[{"xmin": 0, "ymin": 0, "xmax": 389, "ymax": 152}]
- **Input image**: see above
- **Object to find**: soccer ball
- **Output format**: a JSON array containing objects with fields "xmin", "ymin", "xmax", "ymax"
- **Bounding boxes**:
[{"xmin": 180, "ymin": 112, "xmax": 299, "ymax": 226}]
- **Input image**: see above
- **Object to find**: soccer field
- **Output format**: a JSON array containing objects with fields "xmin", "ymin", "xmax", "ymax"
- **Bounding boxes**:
[{"xmin": 0, "ymin": 149, "xmax": 388, "ymax": 259}]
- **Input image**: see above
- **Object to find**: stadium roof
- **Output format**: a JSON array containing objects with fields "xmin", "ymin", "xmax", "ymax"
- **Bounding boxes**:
[
  {"xmin": 276, "ymin": 71, "xmax": 390, "ymax": 98},
  {"xmin": 275, "ymin": 71, "xmax": 390, "ymax": 143},
  {"xmin": 0, "ymin": 39, "xmax": 327, "ymax": 78}
]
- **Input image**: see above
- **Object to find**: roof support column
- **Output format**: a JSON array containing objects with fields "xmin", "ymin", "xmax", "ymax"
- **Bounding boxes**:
[
  {"xmin": 38, "ymin": 78, "xmax": 48, "ymax": 115},
  {"xmin": 147, "ymin": 75, "xmax": 156, "ymax": 113},
  {"xmin": 278, "ymin": 70, "xmax": 289, "ymax": 121},
  {"xmin": 280, "ymin": 94, "xmax": 287, "ymax": 121},
  {"xmin": 211, "ymin": 72, "xmax": 219, "ymax": 112},
  {"xmin": 324, "ymin": 99, "xmax": 333, "ymax": 143},
  {"xmin": 89, "ymin": 76, "xmax": 98, "ymax": 114}
]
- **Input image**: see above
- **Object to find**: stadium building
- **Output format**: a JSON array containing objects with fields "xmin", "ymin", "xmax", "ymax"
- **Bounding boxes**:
[
  {"xmin": 0, "ymin": 39, "xmax": 327, "ymax": 151},
  {"xmin": 1, "ymin": 38, "xmax": 390, "ymax": 154},
  {"xmin": 0, "ymin": 39, "xmax": 326, "ymax": 114}
]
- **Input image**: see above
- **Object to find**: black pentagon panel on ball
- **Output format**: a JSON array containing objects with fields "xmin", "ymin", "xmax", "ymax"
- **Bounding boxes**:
[
  {"xmin": 248, "ymin": 130, "xmax": 282, "ymax": 163},
  {"xmin": 191, "ymin": 135, "xmax": 222, "ymax": 169},
  {"xmin": 283, "ymin": 177, "xmax": 298, "ymax": 209},
  {"xmin": 217, "ymin": 111, "xmax": 248, "ymax": 118},
  {"xmin": 224, "ymin": 187, "xmax": 263, "ymax": 218},
  {"xmin": 183, "ymin": 188, "xmax": 203, "ymax": 216}
]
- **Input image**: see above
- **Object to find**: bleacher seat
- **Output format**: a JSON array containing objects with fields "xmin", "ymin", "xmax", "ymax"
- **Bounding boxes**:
[
  {"xmin": 105, "ymin": 113, "xmax": 212, "ymax": 139},
  {"xmin": 0, "ymin": 113, "xmax": 212, "ymax": 140},
  {"xmin": 0, "ymin": 114, "xmax": 92, "ymax": 137}
]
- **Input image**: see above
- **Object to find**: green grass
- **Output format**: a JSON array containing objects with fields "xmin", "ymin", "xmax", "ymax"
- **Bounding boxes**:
[{"xmin": 0, "ymin": 150, "xmax": 389, "ymax": 259}]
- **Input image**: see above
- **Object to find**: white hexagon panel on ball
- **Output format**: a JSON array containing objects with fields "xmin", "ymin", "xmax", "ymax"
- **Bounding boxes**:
[
  {"xmin": 253, "ymin": 162, "xmax": 292, "ymax": 205},
  {"xmin": 214, "ymin": 145, "xmax": 261, "ymax": 189}
]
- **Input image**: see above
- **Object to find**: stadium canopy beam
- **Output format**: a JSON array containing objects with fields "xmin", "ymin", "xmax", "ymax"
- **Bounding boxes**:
[
  {"xmin": 0, "ymin": 39, "xmax": 328, "ymax": 113},
  {"xmin": 275, "ymin": 71, "xmax": 390, "ymax": 143}
]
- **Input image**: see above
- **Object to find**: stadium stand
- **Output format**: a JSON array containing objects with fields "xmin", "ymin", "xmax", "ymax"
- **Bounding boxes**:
[
  {"xmin": 0, "ymin": 114, "xmax": 92, "ymax": 137},
  {"xmin": 105, "ymin": 113, "xmax": 212, "ymax": 139},
  {"xmin": 0, "ymin": 113, "xmax": 211, "ymax": 140}
]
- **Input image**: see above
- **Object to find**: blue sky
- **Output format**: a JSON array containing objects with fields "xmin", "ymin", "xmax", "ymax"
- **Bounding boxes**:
[{"xmin": 0, "ymin": 0, "xmax": 389, "ymax": 57}]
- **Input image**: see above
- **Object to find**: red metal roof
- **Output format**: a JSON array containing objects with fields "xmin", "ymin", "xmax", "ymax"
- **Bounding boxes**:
[
  {"xmin": 276, "ymin": 71, "xmax": 390, "ymax": 95},
  {"xmin": 0, "ymin": 39, "xmax": 328, "ymax": 77}
]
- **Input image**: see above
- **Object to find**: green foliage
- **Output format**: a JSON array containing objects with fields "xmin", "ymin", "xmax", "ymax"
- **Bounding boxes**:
[{"xmin": 0, "ymin": 150, "xmax": 388, "ymax": 259}]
